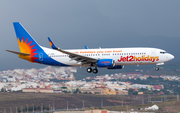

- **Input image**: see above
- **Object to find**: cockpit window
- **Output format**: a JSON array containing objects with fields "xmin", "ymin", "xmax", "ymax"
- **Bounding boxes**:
[{"xmin": 160, "ymin": 51, "xmax": 167, "ymax": 54}]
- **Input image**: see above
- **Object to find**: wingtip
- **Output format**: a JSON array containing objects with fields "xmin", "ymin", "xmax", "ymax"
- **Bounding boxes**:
[{"xmin": 85, "ymin": 46, "xmax": 88, "ymax": 49}]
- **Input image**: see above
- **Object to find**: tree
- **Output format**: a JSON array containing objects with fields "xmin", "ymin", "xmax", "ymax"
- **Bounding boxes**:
[
  {"xmin": 1, "ymin": 88, "xmax": 5, "ymax": 92},
  {"xmin": 128, "ymin": 89, "xmax": 138, "ymax": 95},
  {"xmin": 73, "ymin": 88, "xmax": 80, "ymax": 94},
  {"xmin": 138, "ymin": 88, "xmax": 147, "ymax": 92},
  {"xmin": 83, "ymin": 92, "xmax": 88, "ymax": 94},
  {"xmin": 128, "ymin": 89, "xmax": 134, "ymax": 95}
]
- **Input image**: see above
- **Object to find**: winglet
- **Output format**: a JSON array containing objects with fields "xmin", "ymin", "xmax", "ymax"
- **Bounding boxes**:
[
  {"xmin": 48, "ymin": 37, "xmax": 59, "ymax": 49},
  {"xmin": 85, "ymin": 46, "xmax": 88, "ymax": 49}
]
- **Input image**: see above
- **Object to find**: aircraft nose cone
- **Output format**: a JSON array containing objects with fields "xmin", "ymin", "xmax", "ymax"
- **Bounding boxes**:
[{"xmin": 169, "ymin": 54, "xmax": 174, "ymax": 60}]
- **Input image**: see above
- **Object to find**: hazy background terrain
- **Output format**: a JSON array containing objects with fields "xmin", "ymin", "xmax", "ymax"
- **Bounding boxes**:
[{"xmin": 0, "ymin": 0, "xmax": 180, "ymax": 71}]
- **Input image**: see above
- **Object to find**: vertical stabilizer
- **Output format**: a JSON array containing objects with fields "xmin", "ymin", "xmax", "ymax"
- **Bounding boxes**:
[
  {"xmin": 13, "ymin": 22, "xmax": 43, "ymax": 53},
  {"xmin": 13, "ymin": 22, "xmax": 43, "ymax": 62}
]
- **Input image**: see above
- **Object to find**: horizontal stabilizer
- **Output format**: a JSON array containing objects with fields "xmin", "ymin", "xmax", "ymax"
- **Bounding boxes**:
[{"xmin": 6, "ymin": 50, "xmax": 30, "ymax": 56}]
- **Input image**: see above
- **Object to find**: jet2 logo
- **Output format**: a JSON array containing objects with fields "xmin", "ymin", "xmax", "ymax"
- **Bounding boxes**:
[{"xmin": 118, "ymin": 55, "xmax": 159, "ymax": 62}]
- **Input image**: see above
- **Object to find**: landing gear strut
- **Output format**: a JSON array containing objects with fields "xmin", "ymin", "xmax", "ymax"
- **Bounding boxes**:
[{"xmin": 155, "ymin": 67, "xmax": 159, "ymax": 71}]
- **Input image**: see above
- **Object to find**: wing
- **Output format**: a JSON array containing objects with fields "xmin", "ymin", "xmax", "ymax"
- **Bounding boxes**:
[{"xmin": 48, "ymin": 37, "xmax": 97, "ymax": 65}]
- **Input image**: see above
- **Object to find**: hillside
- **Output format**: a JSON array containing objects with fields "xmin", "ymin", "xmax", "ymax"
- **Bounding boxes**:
[
  {"xmin": 0, "ymin": 93, "xmax": 180, "ymax": 112},
  {"xmin": 0, "ymin": 92, "xmax": 133, "ymax": 112}
]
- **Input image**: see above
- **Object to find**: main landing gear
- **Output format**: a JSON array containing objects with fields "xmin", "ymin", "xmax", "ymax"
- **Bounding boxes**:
[
  {"xmin": 87, "ymin": 67, "xmax": 98, "ymax": 74},
  {"xmin": 87, "ymin": 67, "xmax": 92, "ymax": 73}
]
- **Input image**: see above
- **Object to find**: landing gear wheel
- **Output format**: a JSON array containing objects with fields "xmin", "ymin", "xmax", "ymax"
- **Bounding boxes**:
[
  {"xmin": 155, "ymin": 67, "xmax": 159, "ymax": 71},
  {"xmin": 93, "ymin": 68, "xmax": 98, "ymax": 74},
  {"xmin": 87, "ymin": 67, "xmax": 92, "ymax": 73}
]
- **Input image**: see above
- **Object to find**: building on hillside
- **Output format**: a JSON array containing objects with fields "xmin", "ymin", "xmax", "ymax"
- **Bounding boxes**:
[
  {"xmin": 105, "ymin": 88, "xmax": 128, "ymax": 95},
  {"xmin": 80, "ymin": 87, "xmax": 106, "ymax": 95},
  {"xmin": 22, "ymin": 88, "xmax": 53, "ymax": 93},
  {"xmin": 138, "ymin": 92, "xmax": 144, "ymax": 95},
  {"xmin": 23, "ymin": 88, "xmax": 36, "ymax": 93},
  {"xmin": 54, "ymin": 110, "xmax": 109, "ymax": 113},
  {"xmin": 85, "ymin": 110, "xmax": 108, "ymax": 113},
  {"xmin": 53, "ymin": 109, "xmax": 107, "ymax": 113},
  {"xmin": 53, "ymin": 90, "xmax": 62, "ymax": 93},
  {"xmin": 39, "ymin": 88, "xmax": 53, "ymax": 93},
  {"xmin": 153, "ymin": 85, "xmax": 164, "ymax": 91},
  {"xmin": 80, "ymin": 87, "xmax": 128, "ymax": 95}
]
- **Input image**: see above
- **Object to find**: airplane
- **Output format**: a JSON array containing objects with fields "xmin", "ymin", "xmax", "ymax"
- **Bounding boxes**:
[{"xmin": 6, "ymin": 22, "xmax": 174, "ymax": 74}]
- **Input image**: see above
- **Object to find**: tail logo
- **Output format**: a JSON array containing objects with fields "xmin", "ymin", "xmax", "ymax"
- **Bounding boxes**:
[
  {"xmin": 49, "ymin": 41, "xmax": 53, "ymax": 48},
  {"xmin": 17, "ymin": 37, "xmax": 38, "ymax": 62}
]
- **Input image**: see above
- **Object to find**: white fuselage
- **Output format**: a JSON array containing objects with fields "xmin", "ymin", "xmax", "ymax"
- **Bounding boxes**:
[{"xmin": 42, "ymin": 47, "xmax": 174, "ymax": 67}]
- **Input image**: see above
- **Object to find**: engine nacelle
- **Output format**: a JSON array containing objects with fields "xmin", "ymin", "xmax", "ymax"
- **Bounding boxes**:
[
  {"xmin": 107, "ymin": 65, "xmax": 124, "ymax": 69},
  {"xmin": 97, "ymin": 59, "xmax": 115, "ymax": 68}
]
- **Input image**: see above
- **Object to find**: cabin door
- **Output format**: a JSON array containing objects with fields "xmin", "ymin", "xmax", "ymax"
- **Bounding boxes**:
[{"xmin": 39, "ymin": 53, "xmax": 43, "ymax": 61}]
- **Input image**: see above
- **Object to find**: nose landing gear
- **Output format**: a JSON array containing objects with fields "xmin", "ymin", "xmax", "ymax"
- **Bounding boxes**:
[{"xmin": 155, "ymin": 67, "xmax": 159, "ymax": 71}]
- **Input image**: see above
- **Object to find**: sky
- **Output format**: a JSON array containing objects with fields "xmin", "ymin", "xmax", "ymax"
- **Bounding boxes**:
[{"xmin": 0, "ymin": 0, "xmax": 180, "ymax": 71}]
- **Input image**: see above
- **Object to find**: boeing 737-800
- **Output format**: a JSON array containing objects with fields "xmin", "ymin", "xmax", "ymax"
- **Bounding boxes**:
[{"xmin": 6, "ymin": 22, "xmax": 174, "ymax": 74}]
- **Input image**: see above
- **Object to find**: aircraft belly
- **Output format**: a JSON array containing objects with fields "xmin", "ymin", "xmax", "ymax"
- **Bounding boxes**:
[{"xmin": 52, "ymin": 57, "xmax": 81, "ymax": 66}]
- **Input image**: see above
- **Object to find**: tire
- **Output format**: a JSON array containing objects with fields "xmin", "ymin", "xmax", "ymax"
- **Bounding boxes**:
[
  {"xmin": 87, "ymin": 67, "xmax": 92, "ymax": 73},
  {"xmin": 155, "ymin": 67, "xmax": 159, "ymax": 71},
  {"xmin": 93, "ymin": 69, "xmax": 98, "ymax": 74}
]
